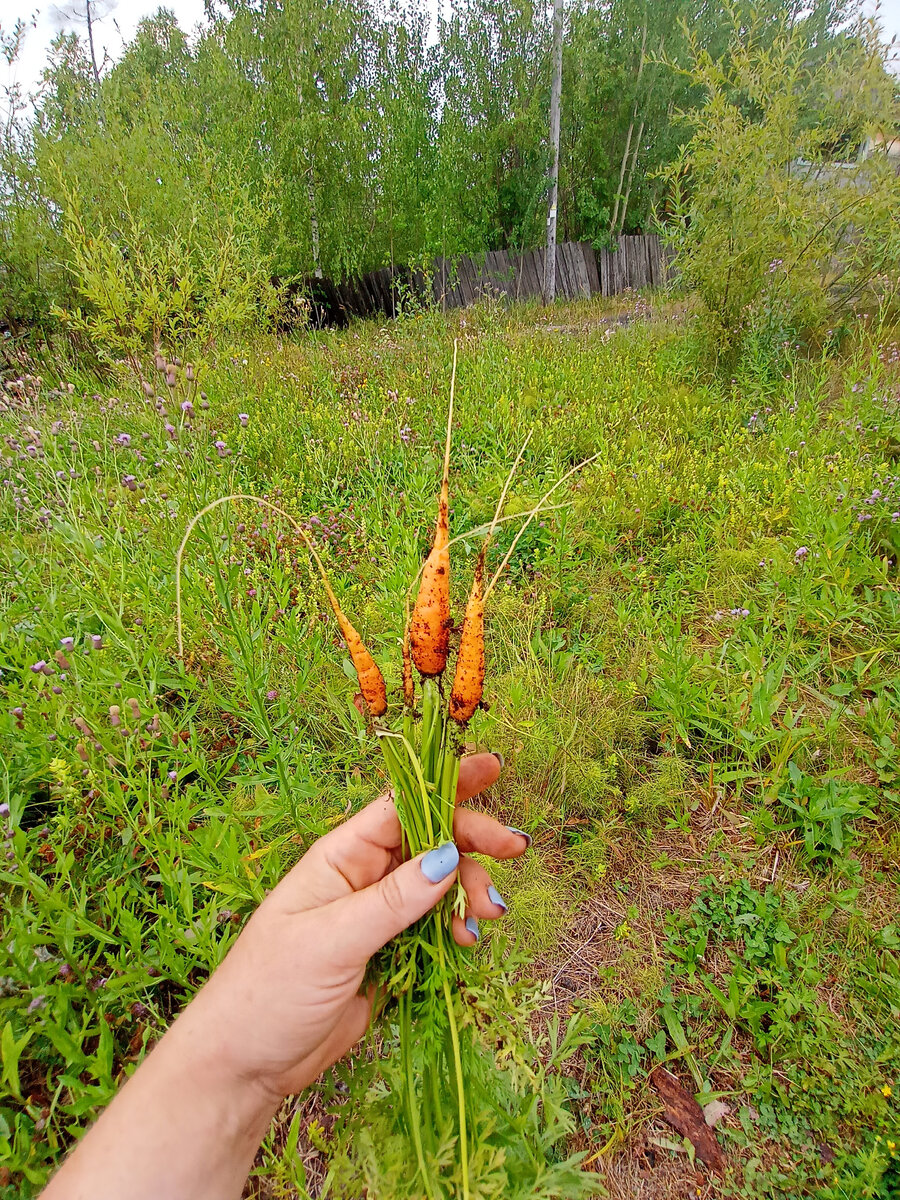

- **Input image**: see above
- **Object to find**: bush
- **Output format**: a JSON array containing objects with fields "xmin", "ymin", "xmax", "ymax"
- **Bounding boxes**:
[{"xmin": 665, "ymin": 15, "xmax": 900, "ymax": 368}]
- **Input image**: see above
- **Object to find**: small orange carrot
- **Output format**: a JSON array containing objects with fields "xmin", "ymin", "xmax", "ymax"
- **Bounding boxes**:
[
  {"xmin": 318, "ymin": 575, "xmax": 387, "ymax": 717},
  {"xmin": 449, "ymin": 550, "xmax": 485, "ymax": 724},
  {"xmin": 409, "ymin": 342, "xmax": 456, "ymax": 677}
]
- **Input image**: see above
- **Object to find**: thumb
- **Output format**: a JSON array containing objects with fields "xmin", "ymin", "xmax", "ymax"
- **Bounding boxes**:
[{"xmin": 326, "ymin": 842, "xmax": 460, "ymax": 966}]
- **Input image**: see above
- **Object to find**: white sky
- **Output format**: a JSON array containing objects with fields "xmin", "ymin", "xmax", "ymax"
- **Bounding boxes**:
[{"xmin": 2, "ymin": 0, "xmax": 898, "ymax": 104}]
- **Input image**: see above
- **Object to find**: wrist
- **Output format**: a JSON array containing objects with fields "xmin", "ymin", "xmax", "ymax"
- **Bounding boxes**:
[{"xmin": 165, "ymin": 995, "xmax": 283, "ymax": 1134}]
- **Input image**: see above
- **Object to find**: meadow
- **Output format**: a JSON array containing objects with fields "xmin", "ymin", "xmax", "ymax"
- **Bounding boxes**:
[{"xmin": 1, "ymin": 293, "xmax": 899, "ymax": 1199}]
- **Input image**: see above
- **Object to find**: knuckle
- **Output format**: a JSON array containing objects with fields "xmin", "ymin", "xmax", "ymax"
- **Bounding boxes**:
[{"xmin": 378, "ymin": 870, "xmax": 407, "ymax": 919}]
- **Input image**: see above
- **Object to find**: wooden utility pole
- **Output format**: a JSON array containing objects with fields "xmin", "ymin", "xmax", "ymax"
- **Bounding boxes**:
[{"xmin": 543, "ymin": 0, "xmax": 564, "ymax": 305}]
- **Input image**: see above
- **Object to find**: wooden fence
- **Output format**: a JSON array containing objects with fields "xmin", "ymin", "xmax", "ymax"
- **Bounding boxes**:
[{"xmin": 303, "ymin": 235, "xmax": 669, "ymax": 326}]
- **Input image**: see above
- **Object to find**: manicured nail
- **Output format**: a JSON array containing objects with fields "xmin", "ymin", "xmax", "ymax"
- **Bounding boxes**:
[
  {"xmin": 491, "ymin": 751, "xmax": 505, "ymax": 770},
  {"xmin": 505, "ymin": 826, "xmax": 532, "ymax": 848},
  {"xmin": 420, "ymin": 842, "xmax": 459, "ymax": 883},
  {"xmin": 465, "ymin": 917, "xmax": 479, "ymax": 940},
  {"xmin": 488, "ymin": 886, "xmax": 507, "ymax": 911}
]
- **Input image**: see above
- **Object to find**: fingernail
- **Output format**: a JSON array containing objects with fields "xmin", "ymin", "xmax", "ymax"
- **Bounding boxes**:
[
  {"xmin": 505, "ymin": 826, "xmax": 532, "ymax": 848},
  {"xmin": 488, "ymin": 886, "xmax": 507, "ymax": 911},
  {"xmin": 491, "ymin": 750, "xmax": 505, "ymax": 770},
  {"xmin": 465, "ymin": 917, "xmax": 479, "ymax": 940},
  {"xmin": 420, "ymin": 842, "xmax": 459, "ymax": 883}
]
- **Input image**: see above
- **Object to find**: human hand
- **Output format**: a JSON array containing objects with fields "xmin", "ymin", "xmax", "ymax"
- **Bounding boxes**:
[{"xmin": 176, "ymin": 752, "xmax": 528, "ymax": 1104}]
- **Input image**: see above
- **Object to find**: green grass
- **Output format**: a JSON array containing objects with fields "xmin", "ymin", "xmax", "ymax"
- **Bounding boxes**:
[{"xmin": 1, "ymin": 296, "xmax": 899, "ymax": 1197}]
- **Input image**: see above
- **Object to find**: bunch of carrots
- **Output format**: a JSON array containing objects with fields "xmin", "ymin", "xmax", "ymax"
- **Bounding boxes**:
[
  {"xmin": 176, "ymin": 343, "xmax": 595, "ymax": 1198},
  {"xmin": 309, "ymin": 346, "xmax": 595, "ymax": 1199}
]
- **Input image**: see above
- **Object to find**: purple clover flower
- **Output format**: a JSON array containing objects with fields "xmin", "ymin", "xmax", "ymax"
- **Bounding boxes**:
[
  {"xmin": 181, "ymin": 400, "xmax": 194, "ymax": 416},
  {"xmin": 238, "ymin": 413, "xmax": 249, "ymax": 427},
  {"xmin": 30, "ymin": 660, "xmax": 47, "ymax": 674},
  {"xmin": 114, "ymin": 433, "xmax": 131, "ymax": 447},
  {"xmin": 794, "ymin": 547, "xmax": 809, "ymax": 561}
]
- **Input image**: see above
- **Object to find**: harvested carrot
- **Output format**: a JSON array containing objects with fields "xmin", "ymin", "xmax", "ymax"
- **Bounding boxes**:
[
  {"xmin": 409, "ymin": 483, "xmax": 450, "ymax": 676},
  {"xmin": 409, "ymin": 342, "xmax": 456, "ymax": 677},
  {"xmin": 448, "ymin": 550, "xmax": 485, "ymax": 724},
  {"xmin": 319, "ymin": 581, "xmax": 387, "ymax": 717}
]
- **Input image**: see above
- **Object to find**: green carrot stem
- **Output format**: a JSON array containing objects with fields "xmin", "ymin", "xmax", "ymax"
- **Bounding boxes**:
[
  {"xmin": 400, "ymin": 989, "xmax": 434, "ymax": 1199},
  {"xmin": 437, "ymin": 922, "xmax": 469, "ymax": 1200}
]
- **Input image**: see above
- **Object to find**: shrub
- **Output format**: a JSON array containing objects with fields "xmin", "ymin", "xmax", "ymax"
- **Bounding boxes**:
[{"xmin": 665, "ymin": 15, "xmax": 900, "ymax": 367}]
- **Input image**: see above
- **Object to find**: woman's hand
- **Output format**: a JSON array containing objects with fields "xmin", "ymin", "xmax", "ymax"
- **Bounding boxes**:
[
  {"xmin": 43, "ymin": 752, "xmax": 528, "ymax": 1200},
  {"xmin": 182, "ymin": 751, "xmax": 526, "ymax": 1101}
]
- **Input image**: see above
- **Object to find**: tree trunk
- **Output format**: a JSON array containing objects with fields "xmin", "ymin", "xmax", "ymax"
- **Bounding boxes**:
[
  {"xmin": 617, "ymin": 119, "xmax": 644, "ymax": 236},
  {"xmin": 85, "ymin": 0, "xmax": 101, "ymax": 88},
  {"xmin": 307, "ymin": 169, "xmax": 322, "ymax": 279},
  {"xmin": 610, "ymin": 22, "xmax": 647, "ymax": 235},
  {"xmin": 543, "ymin": 0, "xmax": 564, "ymax": 305}
]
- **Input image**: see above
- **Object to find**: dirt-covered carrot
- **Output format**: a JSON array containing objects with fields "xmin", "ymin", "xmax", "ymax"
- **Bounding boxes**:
[
  {"xmin": 409, "ymin": 342, "xmax": 456, "ymax": 677},
  {"xmin": 448, "ymin": 550, "xmax": 484, "ymax": 723}
]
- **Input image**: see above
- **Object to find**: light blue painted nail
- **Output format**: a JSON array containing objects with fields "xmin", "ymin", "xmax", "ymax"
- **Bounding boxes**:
[
  {"xmin": 421, "ymin": 842, "xmax": 459, "ymax": 883},
  {"xmin": 505, "ymin": 826, "xmax": 532, "ymax": 848},
  {"xmin": 488, "ymin": 886, "xmax": 507, "ymax": 911},
  {"xmin": 465, "ymin": 917, "xmax": 479, "ymax": 940},
  {"xmin": 491, "ymin": 751, "xmax": 505, "ymax": 770}
]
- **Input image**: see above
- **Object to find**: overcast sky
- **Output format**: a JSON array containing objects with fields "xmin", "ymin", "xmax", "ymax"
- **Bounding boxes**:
[{"xmin": 2, "ymin": 0, "xmax": 898, "ymax": 103}]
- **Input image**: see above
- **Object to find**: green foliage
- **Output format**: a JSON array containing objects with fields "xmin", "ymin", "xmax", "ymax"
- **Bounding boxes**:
[
  {"xmin": 56, "ymin": 191, "xmax": 282, "ymax": 364},
  {"xmin": 666, "ymin": 14, "xmax": 900, "ymax": 365},
  {"xmin": 0, "ymin": 0, "xmax": 865, "ymax": 333}
]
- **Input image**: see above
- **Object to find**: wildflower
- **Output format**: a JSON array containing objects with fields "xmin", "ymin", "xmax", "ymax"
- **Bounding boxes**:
[
  {"xmin": 0, "ymin": 803, "xmax": 8, "ymax": 816},
  {"xmin": 794, "ymin": 546, "xmax": 809, "ymax": 561},
  {"xmin": 214, "ymin": 440, "xmax": 229, "ymax": 458},
  {"xmin": 91, "ymin": 635, "xmax": 103, "ymax": 650},
  {"xmin": 168, "ymin": 770, "xmax": 177, "ymax": 782},
  {"xmin": 238, "ymin": 413, "xmax": 249, "ymax": 427},
  {"xmin": 165, "ymin": 422, "xmax": 177, "ymax": 439},
  {"xmin": 883, "ymin": 1085, "xmax": 893, "ymax": 1097},
  {"xmin": 266, "ymin": 689, "xmax": 278, "ymax": 701},
  {"xmin": 114, "ymin": 433, "xmax": 131, "ymax": 447},
  {"xmin": 58, "ymin": 963, "xmax": 71, "ymax": 979},
  {"xmin": 186, "ymin": 364, "xmax": 195, "ymax": 382},
  {"xmin": 166, "ymin": 370, "xmax": 177, "ymax": 389},
  {"xmin": 181, "ymin": 400, "xmax": 194, "ymax": 416},
  {"xmin": 30, "ymin": 660, "xmax": 47, "ymax": 673},
  {"xmin": 399, "ymin": 424, "xmax": 412, "ymax": 444},
  {"xmin": 27, "ymin": 995, "xmax": 46, "ymax": 1012}
]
